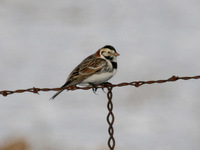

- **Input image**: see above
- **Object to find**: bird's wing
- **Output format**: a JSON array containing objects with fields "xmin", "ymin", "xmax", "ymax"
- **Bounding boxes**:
[
  {"xmin": 80, "ymin": 57, "xmax": 106, "ymax": 75},
  {"xmin": 50, "ymin": 56, "xmax": 106, "ymax": 99},
  {"xmin": 66, "ymin": 56, "xmax": 106, "ymax": 86}
]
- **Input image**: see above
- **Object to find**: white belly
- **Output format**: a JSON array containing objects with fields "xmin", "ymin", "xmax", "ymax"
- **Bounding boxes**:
[{"xmin": 80, "ymin": 69, "xmax": 117, "ymax": 86}]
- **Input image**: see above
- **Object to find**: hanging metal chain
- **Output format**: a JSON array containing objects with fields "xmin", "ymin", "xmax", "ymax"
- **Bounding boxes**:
[{"xmin": 106, "ymin": 85, "xmax": 115, "ymax": 150}]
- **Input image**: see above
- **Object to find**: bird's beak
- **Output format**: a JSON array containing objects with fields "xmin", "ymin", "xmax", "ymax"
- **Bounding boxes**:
[{"xmin": 114, "ymin": 52, "xmax": 120, "ymax": 56}]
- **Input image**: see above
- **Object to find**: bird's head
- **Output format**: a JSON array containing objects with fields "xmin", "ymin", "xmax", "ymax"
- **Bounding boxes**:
[{"xmin": 97, "ymin": 45, "xmax": 119, "ymax": 61}]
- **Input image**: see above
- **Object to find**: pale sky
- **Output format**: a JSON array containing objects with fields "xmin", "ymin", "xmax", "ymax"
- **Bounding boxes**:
[{"xmin": 0, "ymin": 0, "xmax": 200, "ymax": 150}]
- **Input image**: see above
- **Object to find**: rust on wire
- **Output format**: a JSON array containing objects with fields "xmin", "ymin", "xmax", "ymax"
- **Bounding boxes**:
[{"xmin": 0, "ymin": 75, "xmax": 200, "ymax": 97}]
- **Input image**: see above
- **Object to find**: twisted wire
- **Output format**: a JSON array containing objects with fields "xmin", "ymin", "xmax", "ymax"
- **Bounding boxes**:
[
  {"xmin": 106, "ymin": 85, "xmax": 115, "ymax": 150},
  {"xmin": 1, "ymin": 75, "xmax": 200, "ymax": 97}
]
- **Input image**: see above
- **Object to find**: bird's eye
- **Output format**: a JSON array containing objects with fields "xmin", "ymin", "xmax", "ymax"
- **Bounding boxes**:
[{"xmin": 108, "ymin": 52, "xmax": 110, "ymax": 54}]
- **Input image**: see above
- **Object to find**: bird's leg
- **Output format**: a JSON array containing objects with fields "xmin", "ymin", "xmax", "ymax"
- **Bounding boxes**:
[
  {"xmin": 89, "ymin": 83, "xmax": 98, "ymax": 94},
  {"xmin": 102, "ymin": 82, "xmax": 111, "ymax": 87}
]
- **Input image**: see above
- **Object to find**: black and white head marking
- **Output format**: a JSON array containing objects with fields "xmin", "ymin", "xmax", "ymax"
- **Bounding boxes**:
[{"xmin": 100, "ymin": 45, "xmax": 118, "ymax": 69}]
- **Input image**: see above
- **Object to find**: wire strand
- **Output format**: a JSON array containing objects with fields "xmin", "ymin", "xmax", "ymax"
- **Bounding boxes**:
[{"xmin": 0, "ymin": 75, "xmax": 200, "ymax": 97}]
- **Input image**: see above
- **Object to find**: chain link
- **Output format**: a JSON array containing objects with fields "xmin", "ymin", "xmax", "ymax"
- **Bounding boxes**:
[{"xmin": 106, "ymin": 85, "xmax": 115, "ymax": 150}]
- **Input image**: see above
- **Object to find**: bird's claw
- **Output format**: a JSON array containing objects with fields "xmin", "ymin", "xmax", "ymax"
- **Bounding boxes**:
[
  {"xmin": 101, "ymin": 87, "xmax": 106, "ymax": 93},
  {"xmin": 101, "ymin": 82, "xmax": 111, "ymax": 93},
  {"xmin": 89, "ymin": 83, "xmax": 98, "ymax": 94},
  {"xmin": 90, "ymin": 82, "xmax": 112, "ymax": 94}
]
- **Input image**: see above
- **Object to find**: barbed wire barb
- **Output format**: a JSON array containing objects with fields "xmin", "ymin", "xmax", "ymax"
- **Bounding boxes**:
[{"xmin": 0, "ymin": 75, "xmax": 200, "ymax": 97}]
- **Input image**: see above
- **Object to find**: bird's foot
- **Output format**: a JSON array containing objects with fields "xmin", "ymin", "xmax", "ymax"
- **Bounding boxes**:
[
  {"xmin": 89, "ymin": 83, "xmax": 98, "ymax": 94},
  {"xmin": 101, "ymin": 82, "xmax": 111, "ymax": 93}
]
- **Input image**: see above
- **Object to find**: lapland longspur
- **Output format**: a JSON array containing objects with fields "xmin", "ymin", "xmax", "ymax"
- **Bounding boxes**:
[{"xmin": 50, "ymin": 45, "xmax": 119, "ymax": 99}]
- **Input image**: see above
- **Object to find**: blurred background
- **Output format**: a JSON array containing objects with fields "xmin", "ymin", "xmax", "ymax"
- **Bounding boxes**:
[{"xmin": 0, "ymin": 0, "xmax": 200, "ymax": 150}]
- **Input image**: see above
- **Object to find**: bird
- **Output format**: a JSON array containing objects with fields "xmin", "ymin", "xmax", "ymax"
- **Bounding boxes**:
[{"xmin": 50, "ymin": 45, "xmax": 119, "ymax": 99}]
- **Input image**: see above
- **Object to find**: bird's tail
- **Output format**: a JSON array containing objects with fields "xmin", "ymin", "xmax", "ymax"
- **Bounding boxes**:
[
  {"xmin": 50, "ymin": 81, "xmax": 71, "ymax": 100},
  {"xmin": 50, "ymin": 89, "xmax": 65, "ymax": 100}
]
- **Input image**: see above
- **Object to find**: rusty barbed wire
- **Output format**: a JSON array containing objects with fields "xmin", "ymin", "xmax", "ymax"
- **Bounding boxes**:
[
  {"xmin": 106, "ymin": 84, "xmax": 115, "ymax": 150},
  {"xmin": 1, "ymin": 75, "xmax": 200, "ymax": 150},
  {"xmin": 0, "ymin": 75, "xmax": 200, "ymax": 97}
]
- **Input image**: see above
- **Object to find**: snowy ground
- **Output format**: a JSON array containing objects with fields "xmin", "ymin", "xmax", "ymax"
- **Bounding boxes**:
[{"xmin": 0, "ymin": 0, "xmax": 200, "ymax": 150}]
